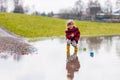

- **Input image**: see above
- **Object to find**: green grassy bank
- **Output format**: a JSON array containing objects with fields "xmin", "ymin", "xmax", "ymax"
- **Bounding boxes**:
[{"xmin": 0, "ymin": 12, "xmax": 120, "ymax": 38}]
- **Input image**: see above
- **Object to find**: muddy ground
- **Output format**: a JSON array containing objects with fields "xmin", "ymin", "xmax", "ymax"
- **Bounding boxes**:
[{"xmin": 0, "ymin": 26, "xmax": 36, "ymax": 58}]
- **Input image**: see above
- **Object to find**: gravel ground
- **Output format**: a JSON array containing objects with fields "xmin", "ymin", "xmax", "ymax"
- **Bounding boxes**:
[{"xmin": 0, "ymin": 27, "xmax": 36, "ymax": 58}]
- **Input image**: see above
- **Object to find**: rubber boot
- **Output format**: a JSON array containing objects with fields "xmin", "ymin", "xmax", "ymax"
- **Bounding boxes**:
[
  {"xmin": 66, "ymin": 44, "xmax": 70, "ymax": 57},
  {"xmin": 66, "ymin": 44, "xmax": 71, "ymax": 62},
  {"xmin": 70, "ymin": 46, "xmax": 78, "ymax": 60},
  {"xmin": 74, "ymin": 46, "xmax": 78, "ymax": 55}
]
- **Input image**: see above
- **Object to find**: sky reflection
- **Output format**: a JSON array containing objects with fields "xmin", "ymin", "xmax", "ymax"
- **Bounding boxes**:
[{"xmin": 0, "ymin": 36, "xmax": 120, "ymax": 80}]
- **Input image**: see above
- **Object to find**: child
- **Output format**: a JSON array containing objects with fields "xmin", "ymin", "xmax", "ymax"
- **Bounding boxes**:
[{"xmin": 65, "ymin": 20, "xmax": 80, "ymax": 61}]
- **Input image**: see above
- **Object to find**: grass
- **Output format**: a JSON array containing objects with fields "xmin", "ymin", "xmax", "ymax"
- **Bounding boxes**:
[
  {"xmin": 0, "ymin": 12, "xmax": 120, "ymax": 38},
  {"xmin": 76, "ymin": 21, "xmax": 120, "ymax": 36}
]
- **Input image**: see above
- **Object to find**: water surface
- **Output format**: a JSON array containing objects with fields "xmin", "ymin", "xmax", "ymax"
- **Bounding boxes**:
[{"xmin": 0, "ymin": 36, "xmax": 120, "ymax": 80}]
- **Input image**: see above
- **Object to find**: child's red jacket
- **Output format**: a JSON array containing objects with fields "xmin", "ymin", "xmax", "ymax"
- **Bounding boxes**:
[{"xmin": 65, "ymin": 26, "xmax": 80, "ymax": 43}]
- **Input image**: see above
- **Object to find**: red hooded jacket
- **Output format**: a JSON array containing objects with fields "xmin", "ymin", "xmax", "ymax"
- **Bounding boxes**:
[{"xmin": 65, "ymin": 26, "xmax": 80, "ymax": 43}]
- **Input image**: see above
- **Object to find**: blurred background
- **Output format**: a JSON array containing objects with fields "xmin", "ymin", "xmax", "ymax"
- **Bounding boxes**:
[{"xmin": 0, "ymin": 0, "xmax": 120, "ymax": 22}]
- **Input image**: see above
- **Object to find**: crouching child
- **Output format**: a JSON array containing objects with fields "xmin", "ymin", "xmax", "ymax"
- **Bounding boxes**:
[{"xmin": 65, "ymin": 20, "xmax": 80, "ymax": 62}]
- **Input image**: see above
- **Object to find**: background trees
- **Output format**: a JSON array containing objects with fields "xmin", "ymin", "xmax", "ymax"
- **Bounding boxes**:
[
  {"xmin": 0, "ymin": 0, "xmax": 7, "ymax": 12},
  {"xmin": 59, "ymin": 0, "xmax": 84, "ymax": 19},
  {"xmin": 0, "ymin": 0, "xmax": 120, "ymax": 21},
  {"xmin": 13, "ymin": 0, "xmax": 24, "ymax": 13}
]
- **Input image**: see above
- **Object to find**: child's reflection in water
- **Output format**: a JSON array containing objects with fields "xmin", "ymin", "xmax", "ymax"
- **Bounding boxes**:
[{"xmin": 66, "ymin": 56, "xmax": 80, "ymax": 80}]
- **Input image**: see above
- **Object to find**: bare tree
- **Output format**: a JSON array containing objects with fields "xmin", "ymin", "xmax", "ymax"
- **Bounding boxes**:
[
  {"xmin": 14, "ymin": 0, "xmax": 19, "ymax": 5},
  {"xmin": 59, "ymin": 0, "xmax": 102, "ymax": 21},
  {"xmin": 73, "ymin": 0, "xmax": 84, "ymax": 20},
  {"xmin": 40, "ymin": 12, "xmax": 47, "ymax": 16},
  {"xmin": 88, "ymin": 0, "xmax": 101, "ymax": 21},
  {"xmin": 104, "ymin": 0, "xmax": 112, "ymax": 15},
  {"xmin": 0, "ymin": 0, "xmax": 7, "ymax": 12},
  {"xmin": 116, "ymin": 0, "xmax": 120, "ymax": 21},
  {"xmin": 13, "ymin": 0, "xmax": 24, "ymax": 13},
  {"xmin": 59, "ymin": 9, "xmax": 71, "ymax": 19},
  {"xmin": 59, "ymin": 0, "xmax": 84, "ymax": 20},
  {"xmin": 116, "ymin": 0, "xmax": 120, "ymax": 10},
  {"xmin": 24, "ymin": 6, "xmax": 29, "ymax": 13},
  {"xmin": 47, "ymin": 11, "xmax": 54, "ymax": 17}
]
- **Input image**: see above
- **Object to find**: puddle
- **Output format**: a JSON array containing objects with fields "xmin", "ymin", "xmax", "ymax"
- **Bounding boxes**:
[{"xmin": 0, "ymin": 36, "xmax": 120, "ymax": 80}]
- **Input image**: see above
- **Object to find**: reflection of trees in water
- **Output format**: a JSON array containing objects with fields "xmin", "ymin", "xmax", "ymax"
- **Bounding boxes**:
[
  {"xmin": 79, "ymin": 38, "xmax": 87, "ymax": 49},
  {"xmin": 79, "ymin": 36, "xmax": 113, "ymax": 53},
  {"xmin": 103, "ymin": 36, "xmax": 113, "ymax": 52},
  {"xmin": 116, "ymin": 44, "xmax": 120, "ymax": 57},
  {"xmin": 13, "ymin": 55, "xmax": 22, "ymax": 61},
  {"xmin": 86, "ymin": 37, "xmax": 103, "ymax": 52},
  {"xmin": 0, "ymin": 37, "xmax": 37, "ymax": 61},
  {"xmin": 58, "ymin": 37, "xmax": 66, "ymax": 44},
  {"xmin": 0, "ymin": 53, "xmax": 23, "ymax": 61},
  {"xmin": 116, "ymin": 36, "xmax": 120, "ymax": 58}
]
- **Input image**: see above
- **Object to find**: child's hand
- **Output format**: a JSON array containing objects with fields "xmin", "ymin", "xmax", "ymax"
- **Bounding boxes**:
[{"xmin": 71, "ymin": 34, "xmax": 74, "ymax": 37}]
